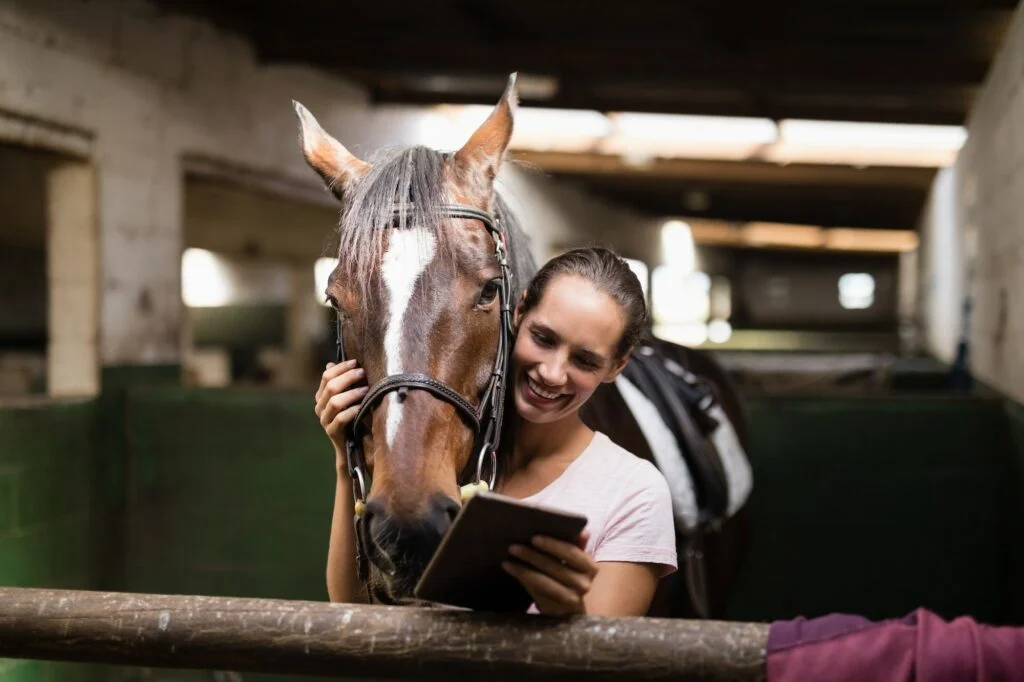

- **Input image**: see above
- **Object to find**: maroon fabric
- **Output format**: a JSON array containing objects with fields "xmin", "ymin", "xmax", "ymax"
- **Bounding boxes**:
[{"xmin": 766, "ymin": 608, "xmax": 1024, "ymax": 682}]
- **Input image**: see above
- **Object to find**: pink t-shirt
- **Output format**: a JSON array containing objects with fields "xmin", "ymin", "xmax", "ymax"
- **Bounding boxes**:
[{"xmin": 522, "ymin": 430, "xmax": 678, "ymax": 575}]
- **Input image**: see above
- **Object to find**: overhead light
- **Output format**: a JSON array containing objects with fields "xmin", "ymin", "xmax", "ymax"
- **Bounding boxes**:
[
  {"xmin": 601, "ymin": 112, "xmax": 777, "ymax": 160},
  {"xmin": 769, "ymin": 119, "xmax": 967, "ymax": 167}
]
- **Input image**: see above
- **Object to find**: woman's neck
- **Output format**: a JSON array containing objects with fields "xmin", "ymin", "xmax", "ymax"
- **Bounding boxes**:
[{"xmin": 511, "ymin": 411, "xmax": 592, "ymax": 473}]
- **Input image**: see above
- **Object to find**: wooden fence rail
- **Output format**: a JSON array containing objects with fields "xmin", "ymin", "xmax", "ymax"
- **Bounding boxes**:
[{"xmin": 0, "ymin": 587, "xmax": 768, "ymax": 681}]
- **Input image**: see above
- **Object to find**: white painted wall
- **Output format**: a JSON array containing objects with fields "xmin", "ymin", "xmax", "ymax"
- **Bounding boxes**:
[
  {"xmin": 0, "ymin": 0, "xmax": 659, "ymax": 374},
  {"xmin": 917, "ymin": 164, "xmax": 964, "ymax": 364},
  {"xmin": 918, "ymin": 5, "xmax": 1024, "ymax": 401}
]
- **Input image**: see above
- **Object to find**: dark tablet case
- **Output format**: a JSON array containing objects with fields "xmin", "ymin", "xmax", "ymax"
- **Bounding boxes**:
[{"xmin": 413, "ymin": 492, "xmax": 588, "ymax": 612}]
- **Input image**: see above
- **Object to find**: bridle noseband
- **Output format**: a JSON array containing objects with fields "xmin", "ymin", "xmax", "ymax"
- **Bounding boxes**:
[{"xmin": 335, "ymin": 204, "xmax": 515, "ymax": 602}]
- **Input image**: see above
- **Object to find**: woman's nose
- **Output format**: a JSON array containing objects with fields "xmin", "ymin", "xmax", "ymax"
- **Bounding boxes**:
[{"xmin": 537, "ymin": 354, "xmax": 568, "ymax": 386}]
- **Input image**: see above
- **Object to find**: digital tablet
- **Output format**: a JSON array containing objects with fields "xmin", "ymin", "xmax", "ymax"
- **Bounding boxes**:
[{"xmin": 413, "ymin": 492, "xmax": 588, "ymax": 612}]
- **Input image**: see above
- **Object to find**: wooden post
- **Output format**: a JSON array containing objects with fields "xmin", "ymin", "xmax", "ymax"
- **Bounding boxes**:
[{"xmin": 0, "ymin": 587, "xmax": 768, "ymax": 681}]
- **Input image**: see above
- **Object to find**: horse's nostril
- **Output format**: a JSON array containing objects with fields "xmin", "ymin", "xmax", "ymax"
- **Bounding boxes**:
[
  {"xmin": 429, "ymin": 495, "xmax": 461, "ymax": 534},
  {"xmin": 440, "ymin": 496, "xmax": 461, "ymax": 524},
  {"xmin": 362, "ymin": 500, "xmax": 383, "ymax": 541}
]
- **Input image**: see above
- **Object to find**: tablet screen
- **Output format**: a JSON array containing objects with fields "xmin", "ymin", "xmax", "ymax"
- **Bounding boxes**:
[{"xmin": 413, "ymin": 492, "xmax": 588, "ymax": 612}]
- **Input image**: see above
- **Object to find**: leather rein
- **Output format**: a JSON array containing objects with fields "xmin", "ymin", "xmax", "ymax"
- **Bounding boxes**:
[{"xmin": 335, "ymin": 203, "xmax": 515, "ymax": 604}]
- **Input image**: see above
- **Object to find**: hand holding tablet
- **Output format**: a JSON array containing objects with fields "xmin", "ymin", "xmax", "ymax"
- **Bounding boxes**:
[{"xmin": 413, "ymin": 492, "xmax": 588, "ymax": 612}]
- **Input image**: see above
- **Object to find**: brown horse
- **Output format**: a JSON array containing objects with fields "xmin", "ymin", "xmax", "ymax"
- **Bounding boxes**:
[{"xmin": 294, "ymin": 74, "xmax": 750, "ymax": 618}]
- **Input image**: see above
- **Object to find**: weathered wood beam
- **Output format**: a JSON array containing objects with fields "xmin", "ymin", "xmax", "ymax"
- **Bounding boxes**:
[{"xmin": 0, "ymin": 587, "xmax": 768, "ymax": 681}]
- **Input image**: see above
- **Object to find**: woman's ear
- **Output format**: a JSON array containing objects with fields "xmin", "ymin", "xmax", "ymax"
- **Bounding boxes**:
[{"xmin": 602, "ymin": 349, "xmax": 633, "ymax": 384}]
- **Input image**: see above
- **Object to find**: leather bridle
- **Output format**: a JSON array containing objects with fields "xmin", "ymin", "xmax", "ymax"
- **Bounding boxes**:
[{"xmin": 335, "ymin": 203, "xmax": 515, "ymax": 603}]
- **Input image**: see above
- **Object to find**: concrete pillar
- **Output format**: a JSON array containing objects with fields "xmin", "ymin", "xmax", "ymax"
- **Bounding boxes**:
[
  {"xmin": 96, "ymin": 151, "xmax": 183, "ymax": 371},
  {"xmin": 46, "ymin": 162, "xmax": 99, "ymax": 397}
]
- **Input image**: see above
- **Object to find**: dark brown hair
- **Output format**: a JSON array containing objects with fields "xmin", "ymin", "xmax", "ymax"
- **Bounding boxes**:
[{"xmin": 518, "ymin": 246, "xmax": 649, "ymax": 359}]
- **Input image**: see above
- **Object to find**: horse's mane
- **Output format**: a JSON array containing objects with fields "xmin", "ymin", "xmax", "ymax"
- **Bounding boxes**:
[{"xmin": 334, "ymin": 144, "xmax": 537, "ymax": 301}]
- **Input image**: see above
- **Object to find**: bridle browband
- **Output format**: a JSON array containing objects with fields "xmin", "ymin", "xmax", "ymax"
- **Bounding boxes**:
[{"xmin": 336, "ymin": 203, "xmax": 515, "ymax": 603}]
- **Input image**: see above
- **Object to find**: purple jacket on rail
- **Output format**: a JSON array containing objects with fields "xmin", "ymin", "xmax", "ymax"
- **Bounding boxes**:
[{"xmin": 767, "ymin": 608, "xmax": 1024, "ymax": 682}]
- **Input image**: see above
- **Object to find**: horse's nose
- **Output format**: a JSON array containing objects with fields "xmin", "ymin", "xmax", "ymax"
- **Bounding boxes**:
[{"xmin": 363, "ymin": 494, "xmax": 461, "ymax": 572}]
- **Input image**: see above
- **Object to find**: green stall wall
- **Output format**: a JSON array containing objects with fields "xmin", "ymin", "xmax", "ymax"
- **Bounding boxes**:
[
  {"xmin": 122, "ymin": 388, "xmax": 335, "ymax": 602},
  {"xmin": 725, "ymin": 396, "xmax": 1019, "ymax": 624},
  {"xmin": 0, "ymin": 399, "xmax": 102, "ymax": 682},
  {"xmin": 1, "ymin": 388, "xmax": 1023, "ymax": 681}
]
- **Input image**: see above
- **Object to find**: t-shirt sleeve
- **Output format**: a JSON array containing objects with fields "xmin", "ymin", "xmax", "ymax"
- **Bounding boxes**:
[{"xmin": 593, "ymin": 462, "xmax": 678, "ymax": 575}]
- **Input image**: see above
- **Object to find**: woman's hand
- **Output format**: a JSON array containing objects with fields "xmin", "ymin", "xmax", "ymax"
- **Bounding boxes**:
[
  {"xmin": 314, "ymin": 360, "xmax": 369, "ymax": 459},
  {"xmin": 502, "ymin": 530, "xmax": 598, "ymax": 616}
]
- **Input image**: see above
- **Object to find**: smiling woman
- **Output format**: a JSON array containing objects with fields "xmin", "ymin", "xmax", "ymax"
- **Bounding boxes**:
[{"xmin": 497, "ymin": 247, "xmax": 676, "ymax": 617}]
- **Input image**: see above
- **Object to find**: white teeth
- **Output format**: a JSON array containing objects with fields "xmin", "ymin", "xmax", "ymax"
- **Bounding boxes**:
[{"xmin": 527, "ymin": 376, "xmax": 562, "ymax": 400}]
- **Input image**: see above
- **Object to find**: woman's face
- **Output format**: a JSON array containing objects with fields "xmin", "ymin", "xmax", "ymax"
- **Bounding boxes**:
[{"xmin": 512, "ymin": 274, "xmax": 630, "ymax": 424}]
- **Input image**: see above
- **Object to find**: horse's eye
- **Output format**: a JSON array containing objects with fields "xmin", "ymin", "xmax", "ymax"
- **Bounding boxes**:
[{"xmin": 477, "ymin": 279, "xmax": 500, "ymax": 305}]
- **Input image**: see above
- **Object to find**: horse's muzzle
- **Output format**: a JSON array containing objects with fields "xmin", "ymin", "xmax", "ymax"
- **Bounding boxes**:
[{"xmin": 362, "ymin": 493, "xmax": 460, "ymax": 597}]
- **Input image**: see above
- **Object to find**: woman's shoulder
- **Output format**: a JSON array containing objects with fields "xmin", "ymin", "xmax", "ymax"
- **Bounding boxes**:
[{"xmin": 586, "ymin": 431, "xmax": 670, "ymax": 493}]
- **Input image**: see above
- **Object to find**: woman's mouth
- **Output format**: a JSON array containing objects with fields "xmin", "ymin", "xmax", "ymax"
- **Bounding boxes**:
[{"xmin": 522, "ymin": 375, "xmax": 570, "ymax": 406}]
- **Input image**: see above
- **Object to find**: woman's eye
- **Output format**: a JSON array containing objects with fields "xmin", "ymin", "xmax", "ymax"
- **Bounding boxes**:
[
  {"xmin": 477, "ymin": 279, "xmax": 500, "ymax": 305},
  {"xmin": 531, "ymin": 331, "xmax": 553, "ymax": 347}
]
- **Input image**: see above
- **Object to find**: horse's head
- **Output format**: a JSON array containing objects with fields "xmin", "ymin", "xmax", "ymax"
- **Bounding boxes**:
[{"xmin": 294, "ymin": 75, "xmax": 532, "ymax": 602}]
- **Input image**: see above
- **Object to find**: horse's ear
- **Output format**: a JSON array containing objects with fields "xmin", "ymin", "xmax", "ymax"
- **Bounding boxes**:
[
  {"xmin": 453, "ymin": 73, "xmax": 518, "ymax": 198},
  {"xmin": 292, "ymin": 100, "xmax": 369, "ymax": 200}
]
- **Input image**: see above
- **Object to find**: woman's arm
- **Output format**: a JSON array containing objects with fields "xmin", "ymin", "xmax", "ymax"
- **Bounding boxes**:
[
  {"xmin": 584, "ymin": 562, "xmax": 662, "ymax": 616},
  {"xmin": 315, "ymin": 361, "xmax": 370, "ymax": 603},
  {"xmin": 326, "ymin": 456, "xmax": 368, "ymax": 603}
]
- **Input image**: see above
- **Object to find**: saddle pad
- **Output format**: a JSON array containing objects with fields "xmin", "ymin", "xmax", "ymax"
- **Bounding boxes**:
[
  {"xmin": 615, "ymin": 374, "xmax": 700, "ymax": 532},
  {"xmin": 706, "ymin": 403, "xmax": 753, "ymax": 517}
]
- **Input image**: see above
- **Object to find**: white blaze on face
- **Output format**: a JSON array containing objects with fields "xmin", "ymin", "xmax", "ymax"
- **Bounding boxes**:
[{"xmin": 381, "ymin": 229, "xmax": 437, "ymax": 447}]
